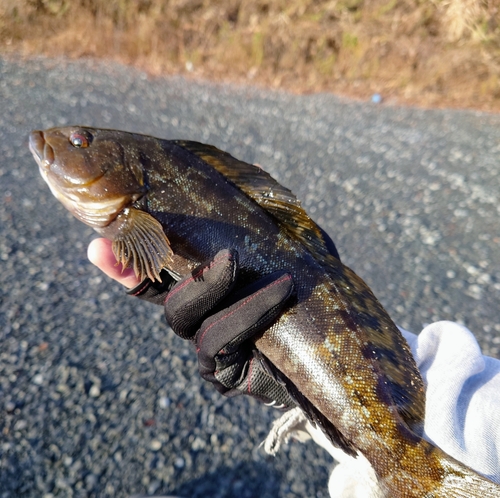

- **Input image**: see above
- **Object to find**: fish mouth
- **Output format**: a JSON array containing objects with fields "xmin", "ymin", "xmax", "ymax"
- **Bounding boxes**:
[
  {"xmin": 29, "ymin": 130, "xmax": 66, "ymax": 199},
  {"xmin": 29, "ymin": 130, "xmax": 105, "ymax": 187},
  {"xmin": 29, "ymin": 130, "xmax": 54, "ymax": 169}
]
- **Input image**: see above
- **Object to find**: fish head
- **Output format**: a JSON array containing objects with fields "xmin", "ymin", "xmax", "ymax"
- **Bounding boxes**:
[{"xmin": 29, "ymin": 126, "xmax": 146, "ymax": 228}]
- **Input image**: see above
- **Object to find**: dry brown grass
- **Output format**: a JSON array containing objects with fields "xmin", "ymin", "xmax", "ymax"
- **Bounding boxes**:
[{"xmin": 1, "ymin": 0, "xmax": 499, "ymax": 110}]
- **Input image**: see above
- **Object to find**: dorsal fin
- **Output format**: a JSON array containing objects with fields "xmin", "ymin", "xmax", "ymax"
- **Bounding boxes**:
[{"xmin": 175, "ymin": 141, "xmax": 340, "ymax": 267}]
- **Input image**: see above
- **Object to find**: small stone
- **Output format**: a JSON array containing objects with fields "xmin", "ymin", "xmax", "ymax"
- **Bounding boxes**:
[
  {"xmin": 158, "ymin": 396, "xmax": 170, "ymax": 409},
  {"xmin": 14, "ymin": 420, "xmax": 27, "ymax": 431},
  {"xmin": 37, "ymin": 282, "xmax": 49, "ymax": 291},
  {"xmin": 174, "ymin": 457, "xmax": 185, "ymax": 468},
  {"xmin": 38, "ymin": 342, "xmax": 49, "ymax": 351},
  {"xmin": 32, "ymin": 374, "xmax": 43, "ymax": 385},
  {"xmin": 150, "ymin": 440, "xmax": 162, "ymax": 451},
  {"xmin": 85, "ymin": 473, "xmax": 97, "ymax": 489},
  {"xmin": 191, "ymin": 437, "xmax": 205, "ymax": 451},
  {"xmin": 148, "ymin": 480, "xmax": 161, "ymax": 494},
  {"xmin": 89, "ymin": 385, "xmax": 101, "ymax": 398}
]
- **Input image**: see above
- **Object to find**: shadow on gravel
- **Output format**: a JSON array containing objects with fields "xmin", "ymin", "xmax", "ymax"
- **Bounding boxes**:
[{"xmin": 169, "ymin": 461, "xmax": 283, "ymax": 498}]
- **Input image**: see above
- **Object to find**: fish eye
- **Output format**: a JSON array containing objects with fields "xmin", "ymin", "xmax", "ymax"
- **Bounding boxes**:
[{"xmin": 69, "ymin": 131, "xmax": 92, "ymax": 148}]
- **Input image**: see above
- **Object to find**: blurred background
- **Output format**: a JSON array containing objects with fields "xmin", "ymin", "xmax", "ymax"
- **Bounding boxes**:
[
  {"xmin": 1, "ymin": 2, "xmax": 500, "ymax": 497},
  {"xmin": 1, "ymin": 0, "xmax": 499, "ymax": 111}
]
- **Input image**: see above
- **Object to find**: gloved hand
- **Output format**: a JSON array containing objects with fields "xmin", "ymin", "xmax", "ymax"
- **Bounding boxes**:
[{"xmin": 127, "ymin": 249, "xmax": 296, "ymax": 408}]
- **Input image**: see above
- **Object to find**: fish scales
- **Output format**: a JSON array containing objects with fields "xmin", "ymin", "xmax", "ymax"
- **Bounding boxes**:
[{"xmin": 29, "ymin": 127, "xmax": 500, "ymax": 497}]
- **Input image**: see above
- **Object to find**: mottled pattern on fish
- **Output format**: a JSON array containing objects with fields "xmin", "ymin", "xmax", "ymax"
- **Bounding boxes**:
[{"xmin": 30, "ymin": 127, "xmax": 500, "ymax": 497}]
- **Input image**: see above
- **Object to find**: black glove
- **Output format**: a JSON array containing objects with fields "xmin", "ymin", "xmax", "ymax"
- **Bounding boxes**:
[{"xmin": 127, "ymin": 249, "xmax": 296, "ymax": 408}]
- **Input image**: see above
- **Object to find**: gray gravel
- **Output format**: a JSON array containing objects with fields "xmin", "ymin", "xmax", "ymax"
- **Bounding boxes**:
[{"xmin": 1, "ymin": 56, "xmax": 500, "ymax": 498}]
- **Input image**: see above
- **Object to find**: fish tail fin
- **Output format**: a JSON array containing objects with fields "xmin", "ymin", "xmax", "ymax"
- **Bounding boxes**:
[
  {"xmin": 431, "ymin": 447, "xmax": 500, "ymax": 498},
  {"xmin": 377, "ymin": 440, "xmax": 500, "ymax": 498}
]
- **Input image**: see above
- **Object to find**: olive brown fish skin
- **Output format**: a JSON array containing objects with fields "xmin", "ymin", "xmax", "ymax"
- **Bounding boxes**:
[{"xmin": 30, "ymin": 126, "xmax": 500, "ymax": 497}]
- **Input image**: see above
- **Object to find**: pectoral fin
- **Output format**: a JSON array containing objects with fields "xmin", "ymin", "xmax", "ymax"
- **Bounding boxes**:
[{"xmin": 109, "ymin": 208, "xmax": 173, "ymax": 282}]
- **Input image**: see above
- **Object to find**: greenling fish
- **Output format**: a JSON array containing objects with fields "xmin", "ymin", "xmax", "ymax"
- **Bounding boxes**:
[{"xmin": 30, "ymin": 126, "xmax": 499, "ymax": 497}]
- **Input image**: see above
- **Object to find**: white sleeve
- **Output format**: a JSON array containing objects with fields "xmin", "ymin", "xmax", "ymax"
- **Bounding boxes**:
[{"xmin": 304, "ymin": 320, "xmax": 500, "ymax": 496}]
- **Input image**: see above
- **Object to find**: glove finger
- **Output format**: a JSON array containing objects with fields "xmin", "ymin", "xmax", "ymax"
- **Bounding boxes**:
[
  {"xmin": 164, "ymin": 249, "xmax": 238, "ymax": 339},
  {"xmin": 196, "ymin": 271, "xmax": 293, "ymax": 375},
  {"xmin": 218, "ymin": 351, "xmax": 296, "ymax": 408}
]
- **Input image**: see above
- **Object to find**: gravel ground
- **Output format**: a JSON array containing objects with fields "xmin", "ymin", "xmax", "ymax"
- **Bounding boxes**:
[{"xmin": 1, "ymin": 56, "xmax": 500, "ymax": 498}]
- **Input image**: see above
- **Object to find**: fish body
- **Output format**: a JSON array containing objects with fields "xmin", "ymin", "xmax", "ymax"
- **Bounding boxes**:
[{"xmin": 30, "ymin": 127, "xmax": 500, "ymax": 497}]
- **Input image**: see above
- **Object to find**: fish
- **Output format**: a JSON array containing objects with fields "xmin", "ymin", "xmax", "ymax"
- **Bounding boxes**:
[{"xmin": 30, "ymin": 126, "xmax": 500, "ymax": 497}]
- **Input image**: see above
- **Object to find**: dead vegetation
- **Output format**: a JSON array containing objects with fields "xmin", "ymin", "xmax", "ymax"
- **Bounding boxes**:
[{"xmin": 1, "ymin": 0, "xmax": 499, "ymax": 110}]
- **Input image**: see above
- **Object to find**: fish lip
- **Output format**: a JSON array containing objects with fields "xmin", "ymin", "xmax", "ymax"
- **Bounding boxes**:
[
  {"xmin": 29, "ymin": 130, "xmax": 54, "ymax": 168},
  {"xmin": 28, "ymin": 130, "xmax": 43, "ymax": 163}
]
